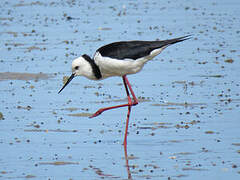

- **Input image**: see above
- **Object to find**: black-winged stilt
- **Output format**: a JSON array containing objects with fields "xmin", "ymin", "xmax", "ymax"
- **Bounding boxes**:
[{"xmin": 58, "ymin": 35, "xmax": 191, "ymax": 145}]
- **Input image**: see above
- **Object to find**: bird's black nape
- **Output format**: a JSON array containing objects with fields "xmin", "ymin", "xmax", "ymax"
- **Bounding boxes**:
[
  {"xmin": 58, "ymin": 73, "xmax": 75, "ymax": 94},
  {"xmin": 82, "ymin": 54, "xmax": 102, "ymax": 79}
]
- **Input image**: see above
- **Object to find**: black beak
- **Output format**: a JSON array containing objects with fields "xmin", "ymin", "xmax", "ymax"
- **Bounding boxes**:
[{"xmin": 58, "ymin": 73, "xmax": 75, "ymax": 94}]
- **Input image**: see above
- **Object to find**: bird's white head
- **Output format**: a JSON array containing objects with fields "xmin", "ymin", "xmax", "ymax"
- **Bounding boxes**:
[
  {"xmin": 58, "ymin": 55, "xmax": 94, "ymax": 94},
  {"xmin": 71, "ymin": 56, "xmax": 85, "ymax": 76},
  {"xmin": 71, "ymin": 56, "xmax": 95, "ymax": 78}
]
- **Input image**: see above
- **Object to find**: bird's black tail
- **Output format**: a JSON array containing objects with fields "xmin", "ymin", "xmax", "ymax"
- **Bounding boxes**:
[{"xmin": 161, "ymin": 35, "xmax": 192, "ymax": 46}]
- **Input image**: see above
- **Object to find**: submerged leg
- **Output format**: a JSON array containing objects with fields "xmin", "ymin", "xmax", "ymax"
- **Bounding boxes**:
[
  {"xmin": 123, "ymin": 142, "xmax": 132, "ymax": 179},
  {"xmin": 123, "ymin": 105, "xmax": 132, "ymax": 146}
]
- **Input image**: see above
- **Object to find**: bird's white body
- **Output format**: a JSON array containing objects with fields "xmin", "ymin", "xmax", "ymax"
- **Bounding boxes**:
[
  {"xmin": 94, "ymin": 52, "xmax": 147, "ymax": 79},
  {"xmin": 72, "ymin": 47, "xmax": 166, "ymax": 80}
]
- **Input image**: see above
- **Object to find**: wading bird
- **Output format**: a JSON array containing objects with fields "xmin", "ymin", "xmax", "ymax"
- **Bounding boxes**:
[{"xmin": 58, "ymin": 35, "xmax": 191, "ymax": 145}]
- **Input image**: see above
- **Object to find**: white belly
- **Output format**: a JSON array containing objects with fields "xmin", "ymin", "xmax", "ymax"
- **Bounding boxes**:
[{"xmin": 94, "ymin": 52, "xmax": 148, "ymax": 79}]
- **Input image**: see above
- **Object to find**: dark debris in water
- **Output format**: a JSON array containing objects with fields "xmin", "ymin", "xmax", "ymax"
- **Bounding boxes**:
[
  {"xmin": 232, "ymin": 143, "xmax": 240, "ymax": 146},
  {"xmin": 194, "ymin": 74, "xmax": 224, "ymax": 78},
  {"xmin": 138, "ymin": 120, "xmax": 201, "ymax": 131},
  {"xmin": 68, "ymin": 112, "xmax": 93, "ymax": 117},
  {"xmin": 205, "ymin": 130, "xmax": 217, "ymax": 134},
  {"xmin": 24, "ymin": 129, "xmax": 78, "ymax": 133},
  {"xmin": 17, "ymin": 105, "xmax": 32, "ymax": 110},
  {"xmin": 182, "ymin": 167, "xmax": 208, "ymax": 171},
  {"xmin": 151, "ymin": 102, "xmax": 207, "ymax": 107},
  {"xmin": 0, "ymin": 72, "xmax": 52, "ymax": 81},
  {"xmin": 0, "ymin": 112, "xmax": 4, "ymax": 120},
  {"xmin": 224, "ymin": 59, "xmax": 234, "ymax": 63},
  {"xmin": 39, "ymin": 161, "xmax": 79, "ymax": 166}
]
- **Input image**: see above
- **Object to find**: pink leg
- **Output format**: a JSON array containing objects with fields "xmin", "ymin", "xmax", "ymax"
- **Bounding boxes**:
[
  {"xmin": 122, "ymin": 76, "xmax": 132, "ymax": 146},
  {"xmin": 90, "ymin": 75, "xmax": 138, "ymax": 118},
  {"xmin": 123, "ymin": 75, "xmax": 138, "ymax": 105}
]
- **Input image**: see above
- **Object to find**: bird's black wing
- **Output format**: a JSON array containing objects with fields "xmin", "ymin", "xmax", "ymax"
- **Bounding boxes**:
[{"xmin": 96, "ymin": 35, "xmax": 191, "ymax": 60}]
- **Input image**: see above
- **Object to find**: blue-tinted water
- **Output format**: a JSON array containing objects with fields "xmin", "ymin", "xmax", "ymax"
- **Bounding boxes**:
[{"xmin": 0, "ymin": 0, "xmax": 240, "ymax": 179}]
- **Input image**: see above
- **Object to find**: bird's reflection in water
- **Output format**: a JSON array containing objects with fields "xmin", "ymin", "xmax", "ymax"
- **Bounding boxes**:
[
  {"xmin": 124, "ymin": 143, "xmax": 132, "ymax": 179},
  {"xmin": 89, "ymin": 143, "xmax": 133, "ymax": 179}
]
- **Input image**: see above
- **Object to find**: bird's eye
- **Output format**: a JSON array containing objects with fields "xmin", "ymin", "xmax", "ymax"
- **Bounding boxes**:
[{"xmin": 74, "ymin": 66, "xmax": 79, "ymax": 70}]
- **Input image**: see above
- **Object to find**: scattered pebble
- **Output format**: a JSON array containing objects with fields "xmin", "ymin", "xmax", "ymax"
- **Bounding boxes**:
[{"xmin": 0, "ymin": 112, "xmax": 3, "ymax": 120}]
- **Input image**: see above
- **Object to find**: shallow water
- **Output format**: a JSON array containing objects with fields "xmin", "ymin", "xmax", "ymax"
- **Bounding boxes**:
[{"xmin": 0, "ymin": 0, "xmax": 240, "ymax": 179}]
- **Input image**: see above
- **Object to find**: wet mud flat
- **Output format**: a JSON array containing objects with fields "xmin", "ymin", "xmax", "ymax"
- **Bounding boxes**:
[{"xmin": 0, "ymin": 0, "xmax": 240, "ymax": 179}]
